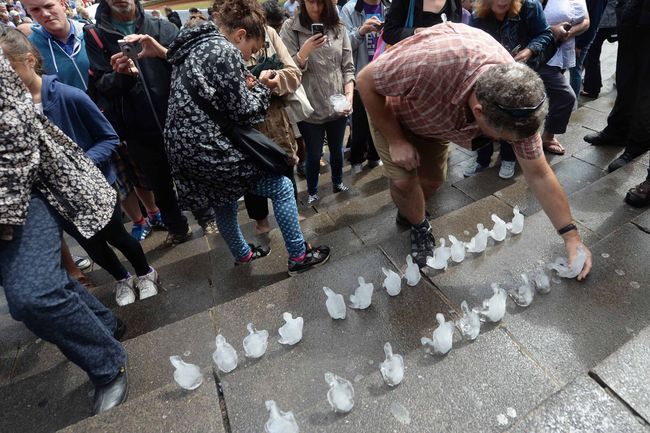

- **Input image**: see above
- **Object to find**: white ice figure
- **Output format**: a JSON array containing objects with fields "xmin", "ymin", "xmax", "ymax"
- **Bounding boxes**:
[
  {"xmin": 405, "ymin": 255, "xmax": 421, "ymax": 286},
  {"xmin": 426, "ymin": 238, "xmax": 452, "ymax": 270},
  {"xmin": 506, "ymin": 206, "xmax": 524, "ymax": 234},
  {"xmin": 509, "ymin": 274, "xmax": 534, "ymax": 307},
  {"xmin": 489, "ymin": 214, "xmax": 507, "ymax": 242},
  {"xmin": 213, "ymin": 334, "xmax": 238, "ymax": 373},
  {"xmin": 278, "ymin": 312, "xmax": 304, "ymax": 345},
  {"xmin": 466, "ymin": 224, "xmax": 489, "ymax": 253},
  {"xmin": 421, "ymin": 313, "xmax": 454, "ymax": 355},
  {"xmin": 456, "ymin": 300, "xmax": 481, "ymax": 340},
  {"xmin": 380, "ymin": 342, "xmax": 404, "ymax": 386},
  {"xmin": 325, "ymin": 372, "xmax": 355, "ymax": 413},
  {"xmin": 548, "ymin": 245, "xmax": 587, "ymax": 279},
  {"xmin": 448, "ymin": 235, "xmax": 466, "ymax": 263},
  {"xmin": 532, "ymin": 262, "xmax": 551, "ymax": 294},
  {"xmin": 323, "ymin": 287, "xmax": 346, "ymax": 319},
  {"xmin": 264, "ymin": 400, "xmax": 299, "ymax": 433},
  {"xmin": 243, "ymin": 323, "xmax": 269, "ymax": 359},
  {"xmin": 477, "ymin": 283, "xmax": 507, "ymax": 322},
  {"xmin": 169, "ymin": 356, "xmax": 204, "ymax": 390},
  {"xmin": 349, "ymin": 277, "xmax": 374, "ymax": 309},
  {"xmin": 382, "ymin": 267, "xmax": 402, "ymax": 296}
]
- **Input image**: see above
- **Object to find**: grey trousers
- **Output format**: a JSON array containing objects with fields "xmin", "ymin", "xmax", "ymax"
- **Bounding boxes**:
[{"xmin": 537, "ymin": 64, "xmax": 576, "ymax": 135}]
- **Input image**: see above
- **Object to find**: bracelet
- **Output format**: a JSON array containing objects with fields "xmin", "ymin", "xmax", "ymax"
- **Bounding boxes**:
[{"xmin": 557, "ymin": 221, "xmax": 577, "ymax": 235}]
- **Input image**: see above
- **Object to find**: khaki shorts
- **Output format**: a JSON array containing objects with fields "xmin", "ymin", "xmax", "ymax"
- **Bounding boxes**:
[{"xmin": 368, "ymin": 117, "xmax": 450, "ymax": 181}]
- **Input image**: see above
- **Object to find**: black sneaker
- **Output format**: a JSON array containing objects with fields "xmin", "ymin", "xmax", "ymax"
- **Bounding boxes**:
[
  {"xmin": 410, "ymin": 220, "xmax": 435, "ymax": 267},
  {"xmin": 235, "ymin": 244, "xmax": 271, "ymax": 266},
  {"xmin": 113, "ymin": 318, "xmax": 127, "ymax": 341},
  {"xmin": 288, "ymin": 243, "xmax": 331, "ymax": 276},
  {"xmin": 200, "ymin": 220, "xmax": 219, "ymax": 235},
  {"xmin": 333, "ymin": 183, "xmax": 349, "ymax": 193},
  {"xmin": 161, "ymin": 226, "xmax": 192, "ymax": 247},
  {"xmin": 396, "ymin": 211, "xmax": 431, "ymax": 227},
  {"xmin": 607, "ymin": 151, "xmax": 638, "ymax": 173}
]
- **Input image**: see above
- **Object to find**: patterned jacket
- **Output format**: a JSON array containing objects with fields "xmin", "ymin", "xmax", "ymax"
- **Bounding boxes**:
[{"xmin": 0, "ymin": 50, "xmax": 116, "ymax": 238}]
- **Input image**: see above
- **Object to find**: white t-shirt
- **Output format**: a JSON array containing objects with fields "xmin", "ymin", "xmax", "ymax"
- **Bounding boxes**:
[
  {"xmin": 544, "ymin": 0, "xmax": 588, "ymax": 69},
  {"xmin": 284, "ymin": 0, "xmax": 299, "ymax": 17}
]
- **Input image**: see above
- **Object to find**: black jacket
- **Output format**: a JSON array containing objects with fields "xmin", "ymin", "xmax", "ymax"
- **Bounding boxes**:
[
  {"xmin": 616, "ymin": 0, "xmax": 650, "ymax": 26},
  {"xmin": 167, "ymin": 11, "xmax": 182, "ymax": 29},
  {"xmin": 84, "ymin": 0, "xmax": 178, "ymax": 140},
  {"xmin": 383, "ymin": 0, "xmax": 463, "ymax": 45}
]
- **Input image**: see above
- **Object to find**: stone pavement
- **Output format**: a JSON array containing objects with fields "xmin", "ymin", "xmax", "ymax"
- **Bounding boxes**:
[{"xmin": 2, "ymin": 41, "xmax": 650, "ymax": 433}]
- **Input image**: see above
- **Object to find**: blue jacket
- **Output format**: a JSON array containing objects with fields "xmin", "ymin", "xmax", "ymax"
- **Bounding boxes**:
[
  {"xmin": 41, "ymin": 75, "xmax": 119, "ymax": 184},
  {"xmin": 29, "ymin": 19, "xmax": 90, "ymax": 91},
  {"xmin": 470, "ymin": 0, "xmax": 552, "ymax": 55}
]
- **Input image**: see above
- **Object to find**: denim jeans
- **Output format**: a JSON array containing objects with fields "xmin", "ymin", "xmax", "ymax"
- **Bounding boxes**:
[
  {"xmin": 0, "ymin": 194, "xmax": 126, "ymax": 386},
  {"xmin": 298, "ymin": 117, "xmax": 347, "ymax": 196}
]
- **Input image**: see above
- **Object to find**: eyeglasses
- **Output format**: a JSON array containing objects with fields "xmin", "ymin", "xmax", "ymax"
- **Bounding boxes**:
[{"xmin": 495, "ymin": 94, "xmax": 546, "ymax": 118}]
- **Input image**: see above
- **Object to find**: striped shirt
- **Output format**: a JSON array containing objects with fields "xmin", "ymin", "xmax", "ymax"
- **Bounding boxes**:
[{"xmin": 373, "ymin": 22, "xmax": 542, "ymax": 160}]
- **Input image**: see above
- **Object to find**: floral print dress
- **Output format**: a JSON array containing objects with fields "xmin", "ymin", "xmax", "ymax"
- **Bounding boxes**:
[{"xmin": 164, "ymin": 22, "xmax": 272, "ymax": 210}]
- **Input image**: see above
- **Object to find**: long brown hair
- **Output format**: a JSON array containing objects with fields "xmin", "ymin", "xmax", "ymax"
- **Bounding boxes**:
[
  {"xmin": 474, "ymin": 0, "xmax": 522, "ymax": 19},
  {"xmin": 0, "ymin": 26, "xmax": 43, "ymax": 75},
  {"xmin": 298, "ymin": 0, "xmax": 340, "ymax": 30},
  {"xmin": 218, "ymin": 0, "xmax": 266, "ymax": 40}
]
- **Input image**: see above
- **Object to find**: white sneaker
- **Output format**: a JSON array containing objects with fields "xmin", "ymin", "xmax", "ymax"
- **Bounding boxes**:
[
  {"xmin": 463, "ymin": 159, "xmax": 488, "ymax": 177},
  {"xmin": 499, "ymin": 160, "xmax": 516, "ymax": 179},
  {"xmin": 115, "ymin": 276, "xmax": 136, "ymax": 306},
  {"xmin": 307, "ymin": 194, "xmax": 319, "ymax": 204},
  {"xmin": 137, "ymin": 267, "xmax": 159, "ymax": 300},
  {"xmin": 351, "ymin": 163, "xmax": 363, "ymax": 174}
]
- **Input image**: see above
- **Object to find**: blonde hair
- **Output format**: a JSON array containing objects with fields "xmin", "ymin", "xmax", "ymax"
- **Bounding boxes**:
[
  {"xmin": 474, "ymin": 0, "xmax": 522, "ymax": 19},
  {"xmin": 0, "ymin": 26, "xmax": 43, "ymax": 75}
]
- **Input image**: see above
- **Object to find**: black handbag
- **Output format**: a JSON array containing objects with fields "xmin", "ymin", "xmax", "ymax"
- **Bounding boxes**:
[{"xmin": 181, "ymin": 74, "xmax": 290, "ymax": 176}]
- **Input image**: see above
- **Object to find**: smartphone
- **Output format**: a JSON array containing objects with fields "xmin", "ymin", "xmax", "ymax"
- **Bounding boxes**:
[
  {"xmin": 510, "ymin": 44, "xmax": 522, "ymax": 57},
  {"xmin": 311, "ymin": 23, "xmax": 325, "ymax": 36},
  {"xmin": 374, "ymin": 21, "xmax": 384, "ymax": 31},
  {"xmin": 117, "ymin": 39, "xmax": 142, "ymax": 61}
]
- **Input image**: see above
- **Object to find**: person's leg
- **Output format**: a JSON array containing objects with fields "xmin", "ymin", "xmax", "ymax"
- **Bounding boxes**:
[
  {"xmin": 499, "ymin": 140, "xmax": 516, "ymax": 162},
  {"xmin": 582, "ymin": 28, "xmax": 609, "ymax": 95},
  {"xmin": 298, "ymin": 121, "xmax": 326, "ymax": 197},
  {"xmin": 102, "ymin": 201, "xmax": 151, "ymax": 277},
  {"xmin": 538, "ymin": 65, "xmax": 575, "ymax": 153},
  {"xmin": 569, "ymin": 39, "xmax": 593, "ymax": 98},
  {"xmin": 191, "ymin": 207, "xmax": 218, "ymax": 234},
  {"xmin": 0, "ymin": 195, "xmax": 126, "ymax": 386},
  {"xmin": 133, "ymin": 187, "xmax": 159, "ymax": 215},
  {"xmin": 603, "ymin": 25, "xmax": 636, "ymax": 139},
  {"xmin": 61, "ymin": 239, "xmax": 85, "ymax": 280},
  {"xmin": 121, "ymin": 189, "xmax": 146, "ymax": 225},
  {"xmin": 350, "ymin": 89, "xmax": 369, "ymax": 167},
  {"xmin": 324, "ymin": 117, "xmax": 348, "ymax": 188},
  {"xmin": 214, "ymin": 201, "xmax": 254, "ymax": 261},
  {"xmin": 243, "ymin": 193, "xmax": 272, "ymax": 234},
  {"xmin": 127, "ymin": 137, "xmax": 189, "ymax": 237},
  {"xmin": 252, "ymin": 175, "xmax": 306, "ymax": 259}
]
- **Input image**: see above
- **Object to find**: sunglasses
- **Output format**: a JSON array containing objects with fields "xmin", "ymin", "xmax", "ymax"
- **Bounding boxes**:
[{"xmin": 495, "ymin": 94, "xmax": 547, "ymax": 118}]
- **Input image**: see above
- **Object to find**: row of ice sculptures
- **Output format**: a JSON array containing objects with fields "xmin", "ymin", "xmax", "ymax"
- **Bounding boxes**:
[{"xmin": 169, "ymin": 207, "xmax": 588, "ymax": 433}]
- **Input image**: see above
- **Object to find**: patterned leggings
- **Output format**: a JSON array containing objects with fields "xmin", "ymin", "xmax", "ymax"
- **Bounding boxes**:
[{"xmin": 215, "ymin": 175, "xmax": 306, "ymax": 260}]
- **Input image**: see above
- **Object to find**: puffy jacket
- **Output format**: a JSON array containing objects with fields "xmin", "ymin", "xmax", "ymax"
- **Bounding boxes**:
[
  {"xmin": 470, "ymin": 0, "xmax": 553, "ymax": 55},
  {"xmin": 84, "ymin": 0, "xmax": 178, "ymax": 140}
]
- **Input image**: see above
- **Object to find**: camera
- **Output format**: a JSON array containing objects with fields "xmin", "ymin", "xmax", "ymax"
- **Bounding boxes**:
[
  {"xmin": 118, "ymin": 40, "xmax": 143, "ymax": 61},
  {"xmin": 311, "ymin": 23, "xmax": 325, "ymax": 36}
]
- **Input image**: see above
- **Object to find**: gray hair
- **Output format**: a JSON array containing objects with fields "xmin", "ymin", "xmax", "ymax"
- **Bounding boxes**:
[{"xmin": 474, "ymin": 63, "xmax": 548, "ymax": 139}]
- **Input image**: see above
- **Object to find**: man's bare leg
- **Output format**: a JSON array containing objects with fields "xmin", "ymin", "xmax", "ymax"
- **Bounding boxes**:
[{"xmin": 391, "ymin": 177, "xmax": 427, "ymax": 225}]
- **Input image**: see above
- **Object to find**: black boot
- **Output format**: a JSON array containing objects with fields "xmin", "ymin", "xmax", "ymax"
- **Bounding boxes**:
[
  {"xmin": 625, "ymin": 180, "xmax": 650, "ymax": 208},
  {"xmin": 92, "ymin": 366, "xmax": 128, "ymax": 415},
  {"xmin": 608, "ymin": 151, "xmax": 637, "ymax": 173},
  {"xmin": 584, "ymin": 131, "xmax": 622, "ymax": 146}
]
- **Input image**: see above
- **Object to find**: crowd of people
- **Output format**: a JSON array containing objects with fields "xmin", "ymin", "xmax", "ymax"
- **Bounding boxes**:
[{"xmin": 1, "ymin": 0, "xmax": 648, "ymax": 416}]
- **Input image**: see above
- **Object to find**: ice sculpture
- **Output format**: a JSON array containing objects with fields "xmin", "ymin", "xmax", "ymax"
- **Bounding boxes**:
[
  {"xmin": 380, "ymin": 342, "xmax": 404, "ymax": 387},
  {"xmin": 548, "ymin": 245, "xmax": 587, "ymax": 279},
  {"xmin": 170, "ymin": 356, "xmax": 203, "ymax": 390},
  {"xmin": 426, "ymin": 238, "xmax": 451, "ymax": 270},
  {"xmin": 509, "ymin": 274, "xmax": 534, "ymax": 307},
  {"xmin": 405, "ymin": 255, "xmax": 421, "ymax": 286},
  {"xmin": 532, "ymin": 262, "xmax": 551, "ymax": 294},
  {"xmin": 349, "ymin": 277, "xmax": 374, "ymax": 310},
  {"xmin": 489, "ymin": 214, "xmax": 507, "ymax": 242},
  {"xmin": 323, "ymin": 286, "xmax": 346, "ymax": 319},
  {"xmin": 212, "ymin": 335, "xmax": 238, "ymax": 373},
  {"xmin": 448, "ymin": 235, "xmax": 466, "ymax": 263},
  {"xmin": 264, "ymin": 400, "xmax": 299, "ymax": 433},
  {"xmin": 278, "ymin": 313, "xmax": 303, "ymax": 345},
  {"xmin": 421, "ymin": 313, "xmax": 454, "ymax": 355},
  {"xmin": 382, "ymin": 267, "xmax": 402, "ymax": 297},
  {"xmin": 455, "ymin": 300, "xmax": 480, "ymax": 340},
  {"xmin": 325, "ymin": 372, "xmax": 355, "ymax": 413},
  {"xmin": 466, "ymin": 224, "xmax": 489, "ymax": 253},
  {"xmin": 243, "ymin": 323, "xmax": 269, "ymax": 359},
  {"xmin": 477, "ymin": 283, "xmax": 507, "ymax": 322},
  {"xmin": 506, "ymin": 206, "xmax": 524, "ymax": 234}
]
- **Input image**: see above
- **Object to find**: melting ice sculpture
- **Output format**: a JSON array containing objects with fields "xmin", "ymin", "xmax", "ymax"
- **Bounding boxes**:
[
  {"xmin": 426, "ymin": 238, "xmax": 451, "ymax": 270},
  {"xmin": 509, "ymin": 274, "xmax": 534, "ymax": 307},
  {"xmin": 405, "ymin": 255, "xmax": 421, "ymax": 286},
  {"xmin": 323, "ymin": 286, "xmax": 346, "ymax": 319},
  {"xmin": 548, "ymin": 246, "xmax": 587, "ymax": 279},
  {"xmin": 466, "ymin": 224, "xmax": 489, "ymax": 253},
  {"xmin": 477, "ymin": 283, "xmax": 507, "ymax": 323},
  {"xmin": 489, "ymin": 214, "xmax": 507, "ymax": 242},
  {"xmin": 456, "ymin": 300, "xmax": 481, "ymax": 340},
  {"xmin": 278, "ymin": 312, "xmax": 304, "ymax": 345},
  {"xmin": 532, "ymin": 262, "xmax": 551, "ymax": 294},
  {"xmin": 325, "ymin": 372, "xmax": 355, "ymax": 413},
  {"xmin": 421, "ymin": 313, "xmax": 454, "ymax": 355},
  {"xmin": 243, "ymin": 323, "xmax": 269, "ymax": 359},
  {"xmin": 170, "ymin": 356, "xmax": 204, "ymax": 390},
  {"xmin": 213, "ymin": 334, "xmax": 238, "ymax": 373},
  {"xmin": 382, "ymin": 267, "xmax": 402, "ymax": 296},
  {"xmin": 380, "ymin": 342, "xmax": 404, "ymax": 387},
  {"xmin": 448, "ymin": 235, "xmax": 466, "ymax": 263},
  {"xmin": 349, "ymin": 277, "xmax": 374, "ymax": 310},
  {"xmin": 264, "ymin": 400, "xmax": 299, "ymax": 433},
  {"xmin": 506, "ymin": 206, "xmax": 524, "ymax": 234}
]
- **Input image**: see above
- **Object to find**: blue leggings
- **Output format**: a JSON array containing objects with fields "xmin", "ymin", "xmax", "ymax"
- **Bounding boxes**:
[{"xmin": 215, "ymin": 175, "xmax": 306, "ymax": 260}]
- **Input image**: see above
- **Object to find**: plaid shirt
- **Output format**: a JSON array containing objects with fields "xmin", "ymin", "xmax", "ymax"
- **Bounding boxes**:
[{"xmin": 373, "ymin": 23, "xmax": 542, "ymax": 160}]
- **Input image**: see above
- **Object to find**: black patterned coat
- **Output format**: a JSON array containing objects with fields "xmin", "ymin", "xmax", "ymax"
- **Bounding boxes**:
[
  {"xmin": 164, "ymin": 23, "xmax": 272, "ymax": 210},
  {"xmin": 0, "ymin": 50, "xmax": 115, "ymax": 239}
]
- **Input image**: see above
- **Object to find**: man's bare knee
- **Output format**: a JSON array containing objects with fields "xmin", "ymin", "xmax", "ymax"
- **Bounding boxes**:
[
  {"xmin": 421, "ymin": 178, "xmax": 443, "ymax": 197},
  {"xmin": 391, "ymin": 177, "xmax": 419, "ymax": 195}
]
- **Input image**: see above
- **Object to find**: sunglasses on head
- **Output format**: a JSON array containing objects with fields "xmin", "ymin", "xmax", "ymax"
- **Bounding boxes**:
[{"xmin": 495, "ymin": 94, "xmax": 547, "ymax": 118}]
